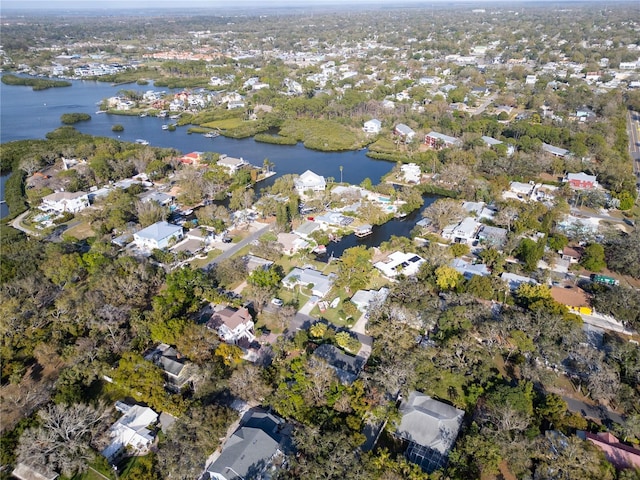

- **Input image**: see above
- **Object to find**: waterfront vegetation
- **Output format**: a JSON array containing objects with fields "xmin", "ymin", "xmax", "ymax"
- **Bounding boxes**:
[
  {"xmin": 60, "ymin": 113, "xmax": 91, "ymax": 124},
  {"xmin": 1, "ymin": 74, "xmax": 71, "ymax": 90},
  {"xmin": 254, "ymin": 133, "xmax": 298, "ymax": 145}
]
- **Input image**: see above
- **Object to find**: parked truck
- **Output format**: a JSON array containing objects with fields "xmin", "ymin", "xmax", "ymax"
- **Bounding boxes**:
[{"xmin": 591, "ymin": 274, "xmax": 619, "ymax": 286}]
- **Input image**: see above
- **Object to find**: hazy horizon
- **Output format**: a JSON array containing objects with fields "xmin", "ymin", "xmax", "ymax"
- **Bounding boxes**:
[{"xmin": 0, "ymin": 0, "xmax": 617, "ymax": 11}]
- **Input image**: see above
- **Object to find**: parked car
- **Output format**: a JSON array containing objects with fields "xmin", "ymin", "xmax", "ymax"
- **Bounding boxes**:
[{"xmin": 271, "ymin": 298, "xmax": 284, "ymax": 307}]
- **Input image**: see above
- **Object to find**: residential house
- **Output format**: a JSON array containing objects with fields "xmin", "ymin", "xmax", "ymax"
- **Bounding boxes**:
[
  {"xmin": 525, "ymin": 75, "xmax": 537, "ymax": 85},
  {"xmin": 395, "ymin": 391, "xmax": 464, "ymax": 473},
  {"xmin": 550, "ymin": 286, "xmax": 593, "ymax": 315},
  {"xmin": 477, "ymin": 225, "xmax": 508, "ymax": 249},
  {"xmin": 41, "ymin": 191, "xmax": 90, "ymax": 214},
  {"xmin": 314, "ymin": 212, "xmax": 354, "ymax": 229},
  {"xmin": 144, "ymin": 344, "xmax": 192, "ymax": 392},
  {"xmin": 481, "ymin": 136, "xmax": 515, "ymax": 155},
  {"xmin": 577, "ymin": 431, "xmax": 640, "ymax": 470},
  {"xmin": 561, "ymin": 246, "xmax": 582, "ymax": 263},
  {"xmin": 282, "ymin": 267, "xmax": 335, "ymax": 298},
  {"xmin": 133, "ymin": 221, "xmax": 183, "ymax": 251},
  {"xmin": 294, "ymin": 170, "xmax": 326, "ymax": 194},
  {"xmin": 217, "ymin": 155, "xmax": 248, "ymax": 175},
  {"xmin": 139, "ymin": 190, "xmax": 174, "ymax": 207},
  {"xmin": 206, "ymin": 409, "xmax": 289, "ymax": 480},
  {"xmin": 401, "ymin": 163, "xmax": 422, "ymax": 184},
  {"xmin": 451, "ymin": 258, "xmax": 490, "ymax": 279},
  {"xmin": 442, "ymin": 217, "xmax": 481, "ymax": 245},
  {"xmin": 351, "ymin": 287, "xmax": 390, "ymax": 314},
  {"xmin": 101, "ymin": 402, "xmax": 158, "ymax": 462},
  {"xmin": 509, "ymin": 181, "xmax": 535, "ymax": 198},
  {"xmin": 276, "ymin": 232, "xmax": 310, "ymax": 255},
  {"xmin": 293, "ymin": 220, "xmax": 320, "ymax": 240},
  {"xmin": 179, "ymin": 151, "xmax": 204, "ymax": 166},
  {"xmin": 576, "ymin": 107, "xmax": 596, "ymax": 121},
  {"xmin": 424, "ymin": 131, "xmax": 462, "ymax": 149},
  {"xmin": 394, "ymin": 123, "xmax": 416, "ymax": 141},
  {"xmin": 374, "ymin": 251, "xmax": 425, "ymax": 278},
  {"xmin": 564, "ymin": 172, "xmax": 597, "ymax": 189},
  {"xmin": 363, "ymin": 119, "xmax": 382, "ymax": 134},
  {"xmin": 313, "ymin": 343, "xmax": 365, "ymax": 385},
  {"xmin": 244, "ymin": 255, "xmax": 274, "ymax": 273},
  {"xmin": 462, "ymin": 201, "xmax": 495, "ymax": 220},
  {"xmin": 12, "ymin": 463, "xmax": 58, "ymax": 480},
  {"xmin": 207, "ymin": 307, "xmax": 255, "ymax": 345},
  {"xmin": 542, "ymin": 143, "xmax": 570, "ymax": 158},
  {"xmin": 501, "ymin": 272, "xmax": 537, "ymax": 291}
]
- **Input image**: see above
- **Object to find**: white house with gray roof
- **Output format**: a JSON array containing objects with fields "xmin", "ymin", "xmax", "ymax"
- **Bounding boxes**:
[
  {"xmin": 282, "ymin": 267, "xmax": 335, "ymax": 297},
  {"xmin": 133, "ymin": 221, "xmax": 183, "ymax": 251},
  {"xmin": 294, "ymin": 170, "xmax": 326, "ymax": 194},
  {"xmin": 396, "ymin": 391, "xmax": 464, "ymax": 473},
  {"xmin": 41, "ymin": 191, "xmax": 90, "ymax": 214}
]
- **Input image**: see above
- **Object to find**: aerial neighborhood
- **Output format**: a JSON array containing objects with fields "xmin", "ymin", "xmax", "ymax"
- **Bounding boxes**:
[{"xmin": 1, "ymin": 2, "xmax": 640, "ymax": 480}]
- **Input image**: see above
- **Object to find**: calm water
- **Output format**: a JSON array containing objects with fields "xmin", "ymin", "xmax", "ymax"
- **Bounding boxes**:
[
  {"xmin": 0, "ymin": 173, "xmax": 9, "ymax": 219},
  {"xmin": 0, "ymin": 77, "xmax": 423, "ymax": 245}
]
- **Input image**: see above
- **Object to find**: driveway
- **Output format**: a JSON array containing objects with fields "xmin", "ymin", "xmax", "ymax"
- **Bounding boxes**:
[{"xmin": 204, "ymin": 222, "xmax": 273, "ymax": 269}]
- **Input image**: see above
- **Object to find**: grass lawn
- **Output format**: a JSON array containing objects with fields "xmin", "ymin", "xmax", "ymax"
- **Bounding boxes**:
[
  {"xmin": 256, "ymin": 311, "xmax": 285, "ymax": 334},
  {"xmin": 64, "ymin": 220, "xmax": 95, "ymax": 240},
  {"xmin": 279, "ymin": 118, "xmax": 368, "ymax": 151},
  {"xmin": 277, "ymin": 288, "xmax": 309, "ymax": 310},
  {"xmin": 202, "ymin": 117, "xmax": 245, "ymax": 130},
  {"xmin": 188, "ymin": 248, "xmax": 222, "ymax": 268}
]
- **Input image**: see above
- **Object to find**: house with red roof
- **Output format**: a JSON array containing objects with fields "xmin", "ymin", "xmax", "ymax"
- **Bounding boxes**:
[
  {"xmin": 179, "ymin": 151, "xmax": 203, "ymax": 166},
  {"xmin": 578, "ymin": 431, "xmax": 640, "ymax": 470}
]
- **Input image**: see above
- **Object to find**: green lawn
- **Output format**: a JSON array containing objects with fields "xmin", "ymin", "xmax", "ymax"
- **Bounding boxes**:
[
  {"xmin": 202, "ymin": 117, "xmax": 244, "ymax": 130},
  {"xmin": 188, "ymin": 248, "xmax": 222, "ymax": 268}
]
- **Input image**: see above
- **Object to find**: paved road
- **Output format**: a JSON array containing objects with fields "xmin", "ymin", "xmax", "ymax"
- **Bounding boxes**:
[
  {"xmin": 627, "ymin": 110, "xmax": 640, "ymax": 190},
  {"xmin": 204, "ymin": 223, "xmax": 273, "ymax": 269},
  {"xmin": 569, "ymin": 207, "xmax": 626, "ymax": 224},
  {"xmin": 561, "ymin": 394, "xmax": 624, "ymax": 426},
  {"xmin": 579, "ymin": 312, "xmax": 634, "ymax": 335}
]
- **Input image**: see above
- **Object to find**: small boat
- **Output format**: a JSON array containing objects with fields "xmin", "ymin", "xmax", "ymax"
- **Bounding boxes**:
[
  {"xmin": 169, "ymin": 114, "xmax": 181, "ymax": 119},
  {"xmin": 161, "ymin": 124, "xmax": 169, "ymax": 130},
  {"xmin": 139, "ymin": 113, "xmax": 148, "ymax": 118},
  {"xmin": 95, "ymin": 110, "xmax": 105, "ymax": 114},
  {"xmin": 355, "ymin": 224, "xmax": 373, "ymax": 237},
  {"xmin": 135, "ymin": 139, "xmax": 149, "ymax": 145},
  {"xmin": 204, "ymin": 131, "xmax": 220, "ymax": 138}
]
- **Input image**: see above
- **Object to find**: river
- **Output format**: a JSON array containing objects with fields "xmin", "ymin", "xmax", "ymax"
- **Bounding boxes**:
[{"xmin": 0, "ymin": 76, "xmax": 432, "ymax": 247}]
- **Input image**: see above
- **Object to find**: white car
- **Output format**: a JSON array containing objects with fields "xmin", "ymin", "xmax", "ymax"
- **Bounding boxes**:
[{"xmin": 271, "ymin": 298, "xmax": 284, "ymax": 307}]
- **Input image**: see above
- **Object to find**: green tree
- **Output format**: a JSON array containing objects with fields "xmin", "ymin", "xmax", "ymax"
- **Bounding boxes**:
[
  {"xmin": 516, "ymin": 237, "xmax": 544, "ymax": 272},
  {"xmin": 337, "ymin": 246, "xmax": 373, "ymax": 292},
  {"xmin": 580, "ymin": 243, "xmax": 606, "ymax": 272},
  {"xmin": 248, "ymin": 265, "xmax": 283, "ymax": 291},
  {"xmin": 435, "ymin": 265, "xmax": 464, "ymax": 291}
]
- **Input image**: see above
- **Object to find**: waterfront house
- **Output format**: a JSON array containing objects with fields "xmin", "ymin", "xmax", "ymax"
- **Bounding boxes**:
[
  {"xmin": 394, "ymin": 123, "xmax": 416, "ymax": 141},
  {"xmin": 41, "ymin": 191, "xmax": 90, "ymax": 214},
  {"xmin": 207, "ymin": 306, "xmax": 255, "ymax": 345},
  {"xmin": 401, "ymin": 163, "xmax": 422, "ymax": 184},
  {"xmin": 395, "ymin": 391, "xmax": 464, "ymax": 473},
  {"xmin": 133, "ymin": 221, "xmax": 183, "ymax": 251},
  {"xmin": 374, "ymin": 251, "xmax": 425, "ymax": 278},
  {"xmin": 217, "ymin": 154, "xmax": 248, "ymax": 175},
  {"xmin": 294, "ymin": 170, "xmax": 326, "ymax": 194},
  {"xmin": 277, "ymin": 232, "xmax": 310, "ymax": 255},
  {"xmin": 363, "ymin": 118, "xmax": 382, "ymax": 134},
  {"xmin": 293, "ymin": 221, "xmax": 320, "ymax": 240}
]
